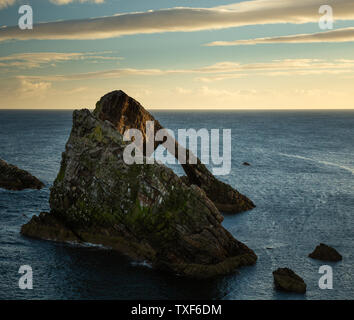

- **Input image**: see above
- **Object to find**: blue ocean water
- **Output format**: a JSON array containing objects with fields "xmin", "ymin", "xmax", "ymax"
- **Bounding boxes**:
[{"xmin": 0, "ymin": 109, "xmax": 353, "ymax": 300}]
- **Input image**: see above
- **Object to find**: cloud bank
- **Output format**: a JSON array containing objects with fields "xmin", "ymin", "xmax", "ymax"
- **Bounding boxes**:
[
  {"xmin": 0, "ymin": 51, "xmax": 121, "ymax": 68},
  {"xmin": 0, "ymin": 0, "xmax": 353, "ymax": 41},
  {"xmin": 206, "ymin": 27, "xmax": 354, "ymax": 46},
  {"xmin": 17, "ymin": 58, "xmax": 354, "ymax": 82}
]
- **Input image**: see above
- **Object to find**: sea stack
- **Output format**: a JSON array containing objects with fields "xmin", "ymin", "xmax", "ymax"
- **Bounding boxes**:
[
  {"xmin": 21, "ymin": 104, "xmax": 257, "ymax": 278},
  {"xmin": 94, "ymin": 90, "xmax": 255, "ymax": 214},
  {"xmin": 0, "ymin": 159, "xmax": 44, "ymax": 191}
]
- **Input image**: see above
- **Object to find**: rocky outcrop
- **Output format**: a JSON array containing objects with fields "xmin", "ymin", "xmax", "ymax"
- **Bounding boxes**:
[
  {"xmin": 21, "ymin": 108, "xmax": 257, "ymax": 278},
  {"xmin": 273, "ymin": 268, "xmax": 306, "ymax": 294},
  {"xmin": 93, "ymin": 90, "xmax": 255, "ymax": 214},
  {"xmin": 21, "ymin": 212, "xmax": 79, "ymax": 243},
  {"xmin": 0, "ymin": 159, "xmax": 44, "ymax": 191},
  {"xmin": 309, "ymin": 243, "xmax": 342, "ymax": 262}
]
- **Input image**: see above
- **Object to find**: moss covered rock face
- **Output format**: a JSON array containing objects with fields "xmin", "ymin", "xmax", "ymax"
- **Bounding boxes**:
[
  {"xmin": 95, "ymin": 90, "xmax": 255, "ymax": 214},
  {"xmin": 22, "ymin": 108, "xmax": 257, "ymax": 278}
]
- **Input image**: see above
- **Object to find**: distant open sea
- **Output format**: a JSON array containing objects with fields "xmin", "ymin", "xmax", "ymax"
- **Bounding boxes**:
[{"xmin": 0, "ymin": 109, "xmax": 353, "ymax": 300}]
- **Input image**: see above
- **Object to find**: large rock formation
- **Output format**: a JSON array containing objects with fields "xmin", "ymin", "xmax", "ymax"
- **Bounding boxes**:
[
  {"xmin": 309, "ymin": 243, "xmax": 342, "ymax": 262},
  {"xmin": 0, "ymin": 159, "xmax": 44, "ymax": 191},
  {"xmin": 93, "ymin": 90, "xmax": 255, "ymax": 214},
  {"xmin": 21, "ymin": 108, "xmax": 257, "ymax": 278},
  {"xmin": 273, "ymin": 268, "xmax": 306, "ymax": 294}
]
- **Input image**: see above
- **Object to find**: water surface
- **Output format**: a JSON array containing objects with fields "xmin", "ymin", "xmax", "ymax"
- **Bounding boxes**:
[{"xmin": 0, "ymin": 110, "xmax": 353, "ymax": 299}]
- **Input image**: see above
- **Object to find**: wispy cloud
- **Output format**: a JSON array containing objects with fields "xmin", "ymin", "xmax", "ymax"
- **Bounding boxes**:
[
  {"xmin": 50, "ymin": 0, "xmax": 104, "ymax": 5},
  {"xmin": 206, "ymin": 27, "xmax": 354, "ymax": 46},
  {"xmin": 18, "ymin": 78, "xmax": 52, "ymax": 99},
  {"xmin": 0, "ymin": 51, "xmax": 122, "ymax": 68},
  {"xmin": 196, "ymin": 59, "xmax": 354, "ymax": 81},
  {"xmin": 1, "ymin": 0, "xmax": 353, "ymax": 41},
  {"xmin": 0, "ymin": 0, "xmax": 103, "ymax": 10},
  {"xmin": 16, "ymin": 58, "xmax": 354, "ymax": 82}
]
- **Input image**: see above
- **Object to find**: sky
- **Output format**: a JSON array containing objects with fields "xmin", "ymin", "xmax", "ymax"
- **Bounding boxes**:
[{"xmin": 0, "ymin": 0, "xmax": 353, "ymax": 109}]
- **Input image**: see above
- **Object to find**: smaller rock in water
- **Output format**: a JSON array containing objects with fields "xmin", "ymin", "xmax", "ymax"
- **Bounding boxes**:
[
  {"xmin": 309, "ymin": 243, "xmax": 342, "ymax": 262},
  {"xmin": 273, "ymin": 268, "xmax": 306, "ymax": 294},
  {"xmin": 0, "ymin": 159, "xmax": 44, "ymax": 191},
  {"xmin": 242, "ymin": 162, "xmax": 251, "ymax": 166}
]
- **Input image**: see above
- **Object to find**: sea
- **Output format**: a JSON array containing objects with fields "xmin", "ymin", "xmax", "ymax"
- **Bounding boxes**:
[{"xmin": 0, "ymin": 109, "xmax": 353, "ymax": 300}]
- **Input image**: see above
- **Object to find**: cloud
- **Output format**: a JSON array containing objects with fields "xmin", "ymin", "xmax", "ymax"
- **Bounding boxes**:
[
  {"xmin": 18, "ymin": 78, "xmax": 52, "ymax": 99},
  {"xmin": 157, "ymin": 86, "xmax": 352, "ymax": 109},
  {"xmin": 0, "ymin": 0, "xmax": 14, "ymax": 9},
  {"xmin": 18, "ymin": 68, "xmax": 166, "ymax": 81},
  {"xmin": 1, "ymin": 0, "xmax": 354, "ymax": 41},
  {"xmin": 0, "ymin": 0, "xmax": 103, "ymax": 9},
  {"xmin": 195, "ymin": 59, "xmax": 354, "ymax": 81},
  {"xmin": 50, "ymin": 0, "xmax": 104, "ymax": 5},
  {"xmin": 206, "ymin": 27, "xmax": 354, "ymax": 46},
  {"xmin": 0, "ymin": 51, "xmax": 122, "ymax": 68},
  {"xmin": 196, "ymin": 74, "xmax": 248, "ymax": 82},
  {"xmin": 16, "ymin": 58, "xmax": 354, "ymax": 82}
]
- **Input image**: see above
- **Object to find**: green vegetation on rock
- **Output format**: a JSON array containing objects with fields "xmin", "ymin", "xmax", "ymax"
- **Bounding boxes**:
[{"xmin": 22, "ymin": 99, "xmax": 257, "ymax": 278}]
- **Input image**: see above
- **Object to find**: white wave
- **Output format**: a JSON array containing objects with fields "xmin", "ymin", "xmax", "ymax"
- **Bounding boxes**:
[
  {"xmin": 67, "ymin": 241, "xmax": 111, "ymax": 249},
  {"xmin": 279, "ymin": 153, "xmax": 354, "ymax": 175},
  {"xmin": 130, "ymin": 260, "xmax": 153, "ymax": 269}
]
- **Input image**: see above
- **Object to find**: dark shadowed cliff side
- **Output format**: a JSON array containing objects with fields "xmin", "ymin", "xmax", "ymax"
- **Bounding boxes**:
[
  {"xmin": 21, "ymin": 105, "xmax": 257, "ymax": 278},
  {"xmin": 0, "ymin": 159, "xmax": 44, "ymax": 191}
]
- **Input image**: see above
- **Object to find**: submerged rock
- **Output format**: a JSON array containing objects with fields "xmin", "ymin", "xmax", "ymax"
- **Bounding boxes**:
[
  {"xmin": 21, "ymin": 108, "xmax": 257, "ymax": 278},
  {"xmin": 0, "ymin": 159, "xmax": 44, "ymax": 191},
  {"xmin": 309, "ymin": 243, "xmax": 342, "ymax": 262},
  {"xmin": 273, "ymin": 268, "xmax": 306, "ymax": 294},
  {"xmin": 94, "ymin": 90, "xmax": 255, "ymax": 214}
]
